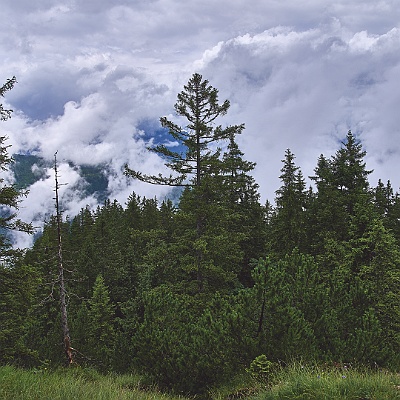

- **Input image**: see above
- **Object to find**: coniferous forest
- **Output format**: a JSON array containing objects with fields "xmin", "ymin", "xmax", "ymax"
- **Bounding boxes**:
[{"xmin": 1, "ymin": 74, "xmax": 400, "ymax": 396}]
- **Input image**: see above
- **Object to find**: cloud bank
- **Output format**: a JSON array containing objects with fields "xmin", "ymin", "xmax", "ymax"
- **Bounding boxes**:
[{"xmin": 1, "ymin": 1, "xmax": 400, "ymax": 246}]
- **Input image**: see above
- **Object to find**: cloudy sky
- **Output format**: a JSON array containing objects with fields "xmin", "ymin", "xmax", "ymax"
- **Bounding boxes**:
[{"xmin": 1, "ymin": 0, "xmax": 400, "ymax": 246}]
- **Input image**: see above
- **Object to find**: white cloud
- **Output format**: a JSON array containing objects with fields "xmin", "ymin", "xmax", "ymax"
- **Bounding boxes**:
[
  {"xmin": 1, "ymin": 0, "xmax": 400, "ymax": 246},
  {"xmin": 197, "ymin": 22, "xmax": 400, "ymax": 200}
]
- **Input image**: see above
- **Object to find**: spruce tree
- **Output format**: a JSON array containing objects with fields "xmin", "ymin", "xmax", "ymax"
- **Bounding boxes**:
[
  {"xmin": 307, "ymin": 154, "xmax": 342, "ymax": 255},
  {"xmin": 0, "ymin": 77, "xmax": 33, "ymax": 256},
  {"xmin": 125, "ymin": 73, "xmax": 244, "ymax": 187},
  {"xmin": 0, "ymin": 76, "xmax": 36, "ymax": 363},
  {"xmin": 0, "ymin": 262, "xmax": 40, "ymax": 365},
  {"xmin": 332, "ymin": 131, "xmax": 372, "ymax": 202},
  {"xmin": 354, "ymin": 218, "xmax": 400, "ymax": 363},
  {"xmin": 269, "ymin": 149, "xmax": 307, "ymax": 257},
  {"xmin": 87, "ymin": 274, "xmax": 116, "ymax": 369},
  {"xmin": 219, "ymin": 134, "xmax": 266, "ymax": 285},
  {"xmin": 125, "ymin": 73, "xmax": 245, "ymax": 291},
  {"xmin": 373, "ymin": 179, "xmax": 400, "ymax": 241},
  {"xmin": 308, "ymin": 131, "xmax": 375, "ymax": 259}
]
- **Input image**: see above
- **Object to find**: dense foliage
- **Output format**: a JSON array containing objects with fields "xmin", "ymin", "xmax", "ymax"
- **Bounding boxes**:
[
  {"xmin": 0, "ymin": 77, "xmax": 35, "ymax": 365},
  {"xmin": 1, "ymin": 74, "xmax": 399, "ymax": 395}
]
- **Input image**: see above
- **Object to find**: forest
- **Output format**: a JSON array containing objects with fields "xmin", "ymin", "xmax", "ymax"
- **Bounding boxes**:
[{"xmin": 1, "ymin": 73, "xmax": 400, "ymax": 396}]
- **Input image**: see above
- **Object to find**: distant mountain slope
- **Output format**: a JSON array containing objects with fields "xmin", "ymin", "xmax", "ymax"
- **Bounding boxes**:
[
  {"xmin": 11, "ymin": 153, "xmax": 183, "ymax": 206},
  {"xmin": 11, "ymin": 154, "xmax": 110, "ymax": 202},
  {"xmin": 12, "ymin": 154, "xmax": 49, "ymax": 189}
]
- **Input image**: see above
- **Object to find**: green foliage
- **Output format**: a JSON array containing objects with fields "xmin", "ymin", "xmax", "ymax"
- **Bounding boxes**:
[
  {"xmin": 17, "ymin": 127, "xmax": 400, "ymax": 394},
  {"xmin": 0, "ymin": 77, "xmax": 17, "ymax": 121},
  {"xmin": 246, "ymin": 355, "xmax": 277, "ymax": 386},
  {"xmin": 269, "ymin": 149, "xmax": 307, "ymax": 257},
  {"xmin": 307, "ymin": 131, "xmax": 374, "ymax": 254},
  {"xmin": 0, "ymin": 77, "xmax": 38, "ymax": 366},
  {"xmin": 86, "ymin": 274, "xmax": 116, "ymax": 369},
  {"xmin": 251, "ymin": 251, "xmax": 323, "ymax": 361},
  {"xmin": 125, "ymin": 73, "xmax": 244, "ymax": 187},
  {"xmin": 0, "ymin": 263, "xmax": 41, "ymax": 366},
  {"xmin": 125, "ymin": 73, "xmax": 254, "ymax": 293},
  {"xmin": 132, "ymin": 286, "xmax": 253, "ymax": 394},
  {"xmin": 2, "ymin": 74, "xmax": 398, "ymax": 396},
  {"xmin": 0, "ymin": 78, "xmax": 33, "ymax": 255}
]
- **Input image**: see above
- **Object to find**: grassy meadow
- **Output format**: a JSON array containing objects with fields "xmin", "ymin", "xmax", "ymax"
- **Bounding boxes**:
[
  {"xmin": 1, "ymin": 363, "xmax": 399, "ymax": 399},
  {"xmin": 0, "ymin": 366, "xmax": 185, "ymax": 400},
  {"xmin": 246, "ymin": 363, "xmax": 400, "ymax": 400}
]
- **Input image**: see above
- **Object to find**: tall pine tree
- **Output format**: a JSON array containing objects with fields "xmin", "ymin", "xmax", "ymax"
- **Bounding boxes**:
[
  {"xmin": 269, "ymin": 149, "xmax": 307, "ymax": 257},
  {"xmin": 125, "ymin": 73, "xmax": 245, "ymax": 291}
]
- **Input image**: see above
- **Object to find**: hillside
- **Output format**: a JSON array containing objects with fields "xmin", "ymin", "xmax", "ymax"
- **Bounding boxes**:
[{"xmin": 12, "ymin": 154, "xmax": 110, "ymax": 202}]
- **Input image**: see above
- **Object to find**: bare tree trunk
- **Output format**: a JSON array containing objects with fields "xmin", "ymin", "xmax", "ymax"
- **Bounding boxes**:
[{"xmin": 54, "ymin": 152, "xmax": 73, "ymax": 365}]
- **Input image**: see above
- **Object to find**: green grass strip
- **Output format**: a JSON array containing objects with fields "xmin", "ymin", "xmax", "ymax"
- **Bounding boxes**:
[{"xmin": 0, "ymin": 366, "xmax": 186, "ymax": 400}]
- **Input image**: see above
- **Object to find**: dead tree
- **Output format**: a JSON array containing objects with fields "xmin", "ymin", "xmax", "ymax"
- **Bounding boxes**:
[{"xmin": 54, "ymin": 151, "xmax": 73, "ymax": 365}]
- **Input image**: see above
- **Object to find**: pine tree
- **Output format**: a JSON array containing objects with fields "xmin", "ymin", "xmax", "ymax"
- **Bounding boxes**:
[
  {"xmin": 0, "ymin": 77, "xmax": 17, "ymax": 121},
  {"xmin": 87, "ymin": 274, "xmax": 116, "ymax": 369},
  {"xmin": 348, "ymin": 218, "xmax": 400, "ymax": 363},
  {"xmin": 0, "ymin": 262, "xmax": 40, "ymax": 365},
  {"xmin": 308, "ymin": 131, "xmax": 375, "ymax": 259},
  {"xmin": 125, "ymin": 73, "xmax": 245, "ymax": 291},
  {"xmin": 332, "ymin": 131, "xmax": 372, "ymax": 203},
  {"xmin": 0, "ymin": 76, "xmax": 37, "ymax": 364},
  {"xmin": 373, "ymin": 179, "xmax": 400, "ymax": 241},
  {"xmin": 125, "ymin": 73, "xmax": 244, "ymax": 187},
  {"xmin": 219, "ymin": 134, "xmax": 266, "ymax": 285},
  {"xmin": 0, "ymin": 77, "xmax": 33, "ymax": 256},
  {"xmin": 269, "ymin": 149, "xmax": 307, "ymax": 257},
  {"xmin": 22, "ymin": 217, "xmax": 71, "ymax": 365},
  {"xmin": 250, "ymin": 252, "xmax": 323, "ymax": 360}
]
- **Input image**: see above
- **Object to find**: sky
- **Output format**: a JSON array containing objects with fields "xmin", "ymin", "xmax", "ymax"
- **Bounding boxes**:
[{"xmin": 1, "ymin": 0, "xmax": 400, "ymax": 247}]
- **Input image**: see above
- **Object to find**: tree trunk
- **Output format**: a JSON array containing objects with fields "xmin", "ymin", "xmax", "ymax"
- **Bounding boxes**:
[{"xmin": 54, "ymin": 152, "xmax": 73, "ymax": 365}]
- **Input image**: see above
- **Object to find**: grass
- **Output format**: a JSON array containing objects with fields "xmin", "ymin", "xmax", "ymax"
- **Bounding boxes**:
[
  {"xmin": 1, "ymin": 363, "xmax": 399, "ymax": 399},
  {"xmin": 248, "ymin": 362, "xmax": 400, "ymax": 400},
  {"xmin": 0, "ymin": 365, "xmax": 187, "ymax": 400}
]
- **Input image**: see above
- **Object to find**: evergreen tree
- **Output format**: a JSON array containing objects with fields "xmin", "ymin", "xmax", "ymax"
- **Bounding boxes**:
[
  {"xmin": 132, "ymin": 285, "xmax": 251, "ymax": 394},
  {"xmin": 0, "ymin": 77, "xmax": 33, "ymax": 256},
  {"xmin": 220, "ymin": 134, "xmax": 258, "ymax": 204},
  {"xmin": 68, "ymin": 206, "xmax": 94, "ymax": 251},
  {"xmin": 307, "ymin": 154, "xmax": 343, "ymax": 255},
  {"xmin": 269, "ymin": 149, "xmax": 307, "ymax": 257},
  {"xmin": 0, "ymin": 76, "xmax": 37, "ymax": 365},
  {"xmin": 250, "ymin": 252, "xmax": 324, "ymax": 360},
  {"xmin": 348, "ymin": 218, "xmax": 400, "ymax": 364},
  {"xmin": 373, "ymin": 179, "xmax": 400, "ymax": 241},
  {"xmin": 308, "ymin": 131, "xmax": 375, "ymax": 259},
  {"xmin": 0, "ymin": 77, "xmax": 17, "ymax": 121},
  {"xmin": 332, "ymin": 131, "xmax": 372, "ymax": 205},
  {"xmin": 0, "ymin": 262, "xmax": 40, "ymax": 365},
  {"xmin": 86, "ymin": 274, "xmax": 116, "ymax": 369},
  {"xmin": 75, "ymin": 200, "xmax": 130, "ymax": 303},
  {"xmin": 125, "ymin": 73, "xmax": 245, "ymax": 291},
  {"xmin": 125, "ymin": 73, "xmax": 244, "ymax": 187},
  {"xmin": 219, "ymin": 134, "xmax": 266, "ymax": 285}
]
